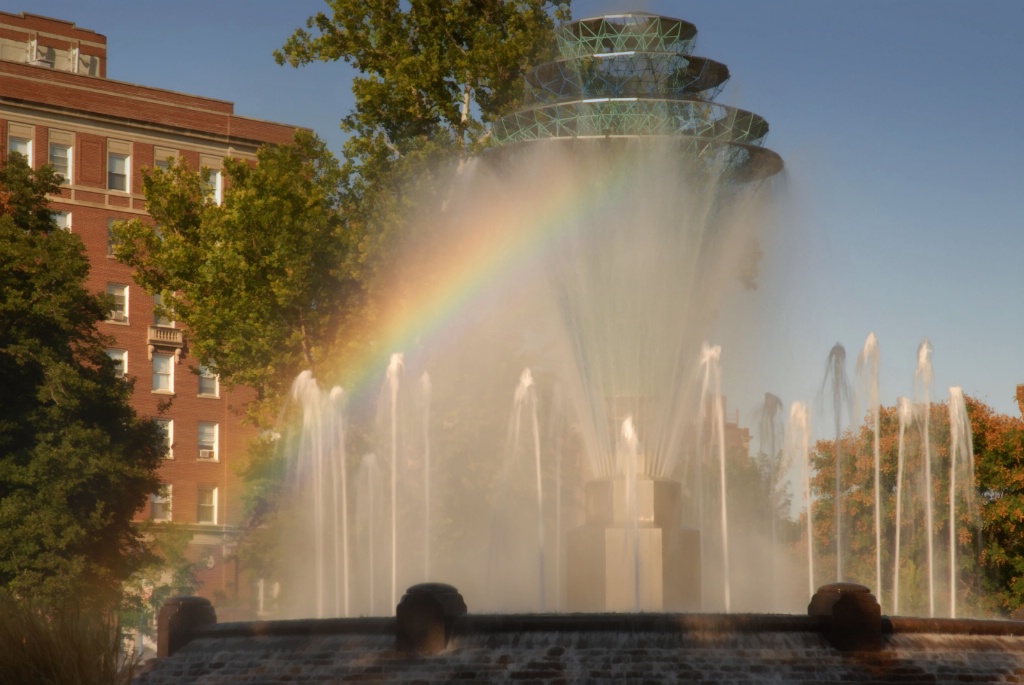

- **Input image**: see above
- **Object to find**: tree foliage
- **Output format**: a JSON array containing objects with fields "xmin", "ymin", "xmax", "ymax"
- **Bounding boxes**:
[
  {"xmin": 113, "ymin": 132, "xmax": 359, "ymax": 422},
  {"xmin": 275, "ymin": 0, "xmax": 571, "ymax": 283},
  {"xmin": 808, "ymin": 395, "xmax": 1024, "ymax": 616},
  {"xmin": 0, "ymin": 154, "xmax": 164, "ymax": 607}
]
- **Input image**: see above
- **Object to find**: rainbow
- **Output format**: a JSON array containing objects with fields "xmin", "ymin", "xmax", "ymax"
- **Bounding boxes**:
[{"xmin": 330, "ymin": 149, "xmax": 635, "ymax": 406}]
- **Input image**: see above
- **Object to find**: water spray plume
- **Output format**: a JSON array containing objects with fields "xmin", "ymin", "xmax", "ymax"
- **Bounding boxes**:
[
  {"xmin": 893, "ymin": 397, "xmax": 913, "ymax": 615},
  {"xmin": 857, "ymin": 333, "xmax": 882, "ymax": 609},
  {"xmin": 948, "ymin": 387, "xmax": 975, "ymax": 618},
  {"xmin": 915, "ymin": 339, "xmax": 935, "ymax": 617},
  {"xmin": 386, "ymin": 353, "xmax": 403, "ymax": 610},
  {"xmin": 821, "ymin": 344, "xmax": 852, "ymax": 582},
  {"xmin": 788, "ymin": 402, "xmax": 814, "ymax": 599}
]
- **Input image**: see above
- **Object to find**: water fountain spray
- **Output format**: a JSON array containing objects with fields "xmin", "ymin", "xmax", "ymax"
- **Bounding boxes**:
[
  {"xmin": 386, "ymin": 353, "xmax": 404, "ymax": 610},
  {"xmin": 419, "ymin": 372, "xmax": 432, "ymax": 580},
  {"xmin": 512, "ymin": 368, "xmax": 546, "ymax": 609},
  {"xmin": 857, "ymin": 333, "xmax": 882, "ymax": 608},
  {"xmin": 758, "ymin": 392, "xmax": 786, "ymax": 610},
  {"xmin": 915, "ymin": 339, "xmax": 935, "ymax": 617},
  {"xmin": 698, "ymin": 343, "xmax": 730, "ymax": 611},
  {"xmin": 948, "ymin": 386, "xmax": 975, "ymax": 618},
  {"xmin": 822, "ymin": 344, "xmax": 852, "ymax": 581},
  {"xmin": 893, "ymin": 397, "xmax": 913, "ymax": 615},
  {"xmin": 789, "ymin": 402, "xmax": 814, "ymax": 599}
]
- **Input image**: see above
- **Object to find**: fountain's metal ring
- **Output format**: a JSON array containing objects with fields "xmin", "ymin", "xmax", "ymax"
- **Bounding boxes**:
[
  {"xmin": 557, "ymin": 13, "xmax": 699, "ymax": 59},
  {"xmin": 523, "ymin": 53, "xmax": 730, "ymax": 105}
]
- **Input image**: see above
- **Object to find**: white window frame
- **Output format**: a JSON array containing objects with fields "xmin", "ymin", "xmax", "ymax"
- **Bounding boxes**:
[
  {"xmin": 156, "ymin": 418, "xmax": 173, "ymax": 459},
  {"xmin": 53, "ymin": 211, "xmax": 71, "ymax": 231},
  {"xmin": 8, "ymin": 123, "xmax": 32, "ymax": 166},
  {"xmin": 197, "ymin": 421, "xmax": 218, "ymax": 461},
  {"xmin": 107, "ymin": 139, "xmax": 131, "ymax": 192},
  {"xmin": 49, "ymin": 140, "xmax": 71, "ymax": 184},
  {"xmin": 197, "ymin": 486, "xmax": 218, "ymax": 525},
  {"xmin": 153, "ymin": 292, "xmax": 174, "ymax": 327},
  {"xmin": 200, "ymin": 155, "xmax": 223, "ymax": 205},
  {"xmin": 205, "ymin": 169, "xmax": 223, "ymax": 205},
  {"xmin": 107, "ymin": 348, "xmax": 127, "ymax": 378},
  {"xmin": 198, "ymin": 365, "xmax": 219, "ymax": 397},
  {"xmin": 108, "ymin": 152, "xmax": 128, "ymax": 191},
  {"xmin": 153, "ymin": 146, "xmax": 177, "ymax": 171},
  {"xmin": 152, "ymin": 352, "xmax": 174, "ymax": 394},
  {"xmin": 106, "ymin": 283, "xmax": 128, "ymax": 323},
  {"xmin": 151, "ymin": 485, "xmax": 172, "ymax": 522}
]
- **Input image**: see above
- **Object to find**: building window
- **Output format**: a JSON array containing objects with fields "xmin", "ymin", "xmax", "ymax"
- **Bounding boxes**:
[
  {"xmin": 198, "ymin": 365, "xmax": 219, "ymax": 397},
  {"xmin": 53, "ymin": 211, "xmax": 71, "ymax": 231},
  {"xmin": 151, "ymin": 485, "xmax": 172, "ymax": 522},
  {"xmin": 197, "ymin": 486, "xmax": 218, "ymax": 524},
  {"xmin": 8, "ymin": 123, "xmax": 32, "ymax": 165},
  {"xmin": 108, "ymin": 152, "xmax": 129, "ymax": 191},
  {"xmin": 49, "ymin": 142, "xmax": 71, "ymax": 183},
  {"xmin": 152, "ymin": 352, "xmax": 174, "ymax": 393},
  {"xmin": 198, "ymin": 422, "xmax": 218, "ymax": 460},
  {"xmin": 200, "ymin": 155, "xmax": 222, "ymax": 205},
  {"xmin": 107, "ymin": 283, "xmax": 127, "ymax": 323},
  {"xmin": 8, "ymin": 136, "xmax": 30, "ymax": 164},
  {"xmin": 107, "ymin": 348, "xmax": 127, "ymax": 378},
  {"xmin": 153, "ymin": 292, "xmax": 173, "ymax": 327},
  {"xmin": 204, "ymin": 169, "xmax": 222, "ymax": 205},
  {"xmin": 153, "ymin": 146, "xmax": 176, "ymax": 171},
  {"xmin": 156, "ymin": 419, "xmax": 173, "ymax": 459}
]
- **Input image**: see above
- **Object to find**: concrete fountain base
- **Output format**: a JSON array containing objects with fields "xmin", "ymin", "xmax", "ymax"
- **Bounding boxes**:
[
  {"xmin": 566, "ymin": 477, "xmax": 700, "ymax": 612},
  {"xmin": 137, "ymin": 584, "xmax": 1024, "ymax": 684}
]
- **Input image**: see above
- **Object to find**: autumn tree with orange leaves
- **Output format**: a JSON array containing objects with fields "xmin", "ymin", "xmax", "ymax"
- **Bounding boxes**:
[{"xmin": 808, "ymin": 394, "xmax": 1024, "ymax": 617}]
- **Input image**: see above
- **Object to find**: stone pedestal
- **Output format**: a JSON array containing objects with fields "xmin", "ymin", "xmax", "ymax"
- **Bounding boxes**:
[
  {"xmin": 808, "ymin": 582, "xmax": 882, "ymax": 652},
  {"xmin": 567, "ymin": 478, "xmax": 700, "ymax": 611}
]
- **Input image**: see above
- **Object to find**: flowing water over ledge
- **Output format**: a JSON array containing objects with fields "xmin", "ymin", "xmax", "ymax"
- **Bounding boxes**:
[{"xmin": 134, "ymin": 612, "xmax": 1024, "ymax": 684}]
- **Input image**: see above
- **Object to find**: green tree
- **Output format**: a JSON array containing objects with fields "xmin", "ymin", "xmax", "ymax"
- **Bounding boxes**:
[
  {"xmin": 275, "ymin": 0, "xmax": 571, "ymax": 286},
  {"xmin": 120, "ymin": 521, "xmax": 199, "ymax": 650},
  {"xmin": 113, "ymin": 131, "xmax": 358, "ymax": 422},
  {"xmin": 969, "ymin": 398, "xmax": 1024, "ymax": 613},
  {"xmin": 0, "ymin": 154, "xmax": 164, "ymax": 608},
  {"xmin": 809, "ymin": 395, "xmax": 1024, "ymax": 616}
]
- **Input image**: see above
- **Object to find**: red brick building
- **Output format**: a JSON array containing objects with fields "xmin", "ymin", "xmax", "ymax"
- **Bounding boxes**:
[{"xmin": 0, "ymin": 12, "xmax": 299, "ymax": 603}]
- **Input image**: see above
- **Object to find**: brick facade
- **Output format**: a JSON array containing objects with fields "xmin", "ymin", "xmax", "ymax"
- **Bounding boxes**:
[{"xmin": 0, "ymin": 11, "xmax": 300, "ymax": 604}]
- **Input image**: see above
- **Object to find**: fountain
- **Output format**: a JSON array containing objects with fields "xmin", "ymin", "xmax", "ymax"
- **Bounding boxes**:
[
  {"xmin": 268, "ymin": 12, "xmax": 982, "ymax": 623},
  {"xmin": 131, "ymin": 11, "xmax": 1020, "ymax": 685}
]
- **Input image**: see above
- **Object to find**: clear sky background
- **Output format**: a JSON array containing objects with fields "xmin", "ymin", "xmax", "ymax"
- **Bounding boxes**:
[{"xmin": 23, "ymin": 1, "xmax": 1024, "ymax": 434}]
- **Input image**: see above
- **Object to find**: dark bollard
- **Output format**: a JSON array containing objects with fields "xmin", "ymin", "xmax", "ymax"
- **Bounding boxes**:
[
  {"xmin": 395, "ymin": 583, "xmax": 467, "ymax": 655},
  {"xmin": 808, "ymin": 582, "xmax": 882, "ymax": 652},
  {"xmin": 157, "ymin": 596, "xmax": 217, "ymax": 657}
]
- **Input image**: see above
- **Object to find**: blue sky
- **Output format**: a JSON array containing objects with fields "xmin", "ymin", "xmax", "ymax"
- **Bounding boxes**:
[{"xmin": 25, "ymin": 1, "xmax": 1024, "ymax": 429}]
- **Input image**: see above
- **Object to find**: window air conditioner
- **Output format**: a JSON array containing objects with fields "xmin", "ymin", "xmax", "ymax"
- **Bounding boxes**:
[
  {"xmin": 111, "ymin": 311, "xmax": 126, "ymax": 322},
  {"xmin": 199, "ymin": 449, "xmax": 215, "ymax": 460}
]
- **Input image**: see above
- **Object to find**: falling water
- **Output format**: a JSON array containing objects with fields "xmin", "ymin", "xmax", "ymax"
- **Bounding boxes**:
[
  {"xmin": 356, "ymin": 454, "xmax": 381, "ymax": 615},
  {"xmin": 621, "ymin": 415, "xmax": 641, "ymax": 611},
  {"xmin": 386, "ymin": 353, "xmax": 404, "ymax": 610},
  {"xmin": 419, "ymin": 372, "xmax": 432, "ymax": 580},
  {"xmin": 329, "ymin": 386, "xmax": 350, "ymax": 617},
  {"xmin": 822, "ymin": 344, "xmax": 852, "ymax": 581},
  {"xmin": 698, "ymin": 343, "xmax": 730, "ymax": 612},
  {"xmin": 757, "ymin": 393, "xmax": 785, "ymax": 610},
  {"xmin": 286, "ymin": 372, "xmax": 351, "ymax": 618},
  {"xmin": 915, "ymin": 339, "xmax": 935, "ymax": 617},
  {"xmin": 948, "ymin": 386, "xmax": 975, "ymax": 618},
  {"xmin": 893, "ymin": 397, "xmax": 913, "ymax": 615},
  {"xmin": 789, "ymin": 402, "xmax": 814, "ymax": 599},
  {"xmin": 512, "ymin": 369, "xmax": 546, "ymax": 609},
  {"xmin": 857, "ymin": 333, "xmax": 882, "ymax": 608}
]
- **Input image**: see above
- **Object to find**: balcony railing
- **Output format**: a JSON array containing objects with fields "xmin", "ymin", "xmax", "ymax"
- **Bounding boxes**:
[{"xmin": 148, "ymin": 325, "xmax": 184, "ymax": 362}]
